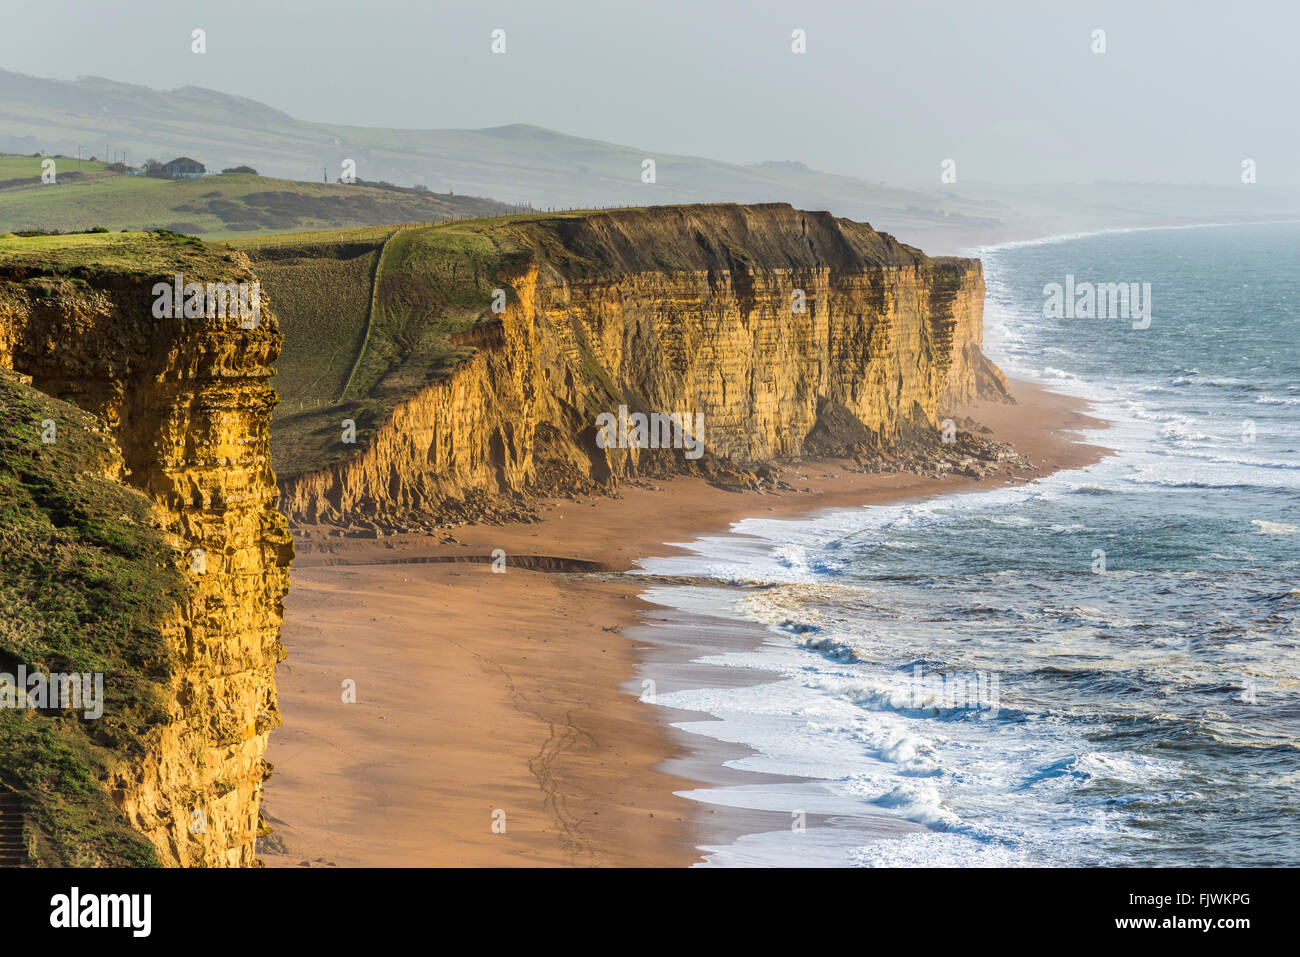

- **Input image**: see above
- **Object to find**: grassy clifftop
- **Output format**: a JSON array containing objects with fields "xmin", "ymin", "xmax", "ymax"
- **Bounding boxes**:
[{"xmin": 0, "ymin": 369, "xmax": 186, "ymax": 866}]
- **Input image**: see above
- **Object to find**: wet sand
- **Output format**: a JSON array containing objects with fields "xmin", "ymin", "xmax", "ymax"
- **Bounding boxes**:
[{"xmin": 260, "ymin": 379, "xmax": 1110, "ymax": 866}]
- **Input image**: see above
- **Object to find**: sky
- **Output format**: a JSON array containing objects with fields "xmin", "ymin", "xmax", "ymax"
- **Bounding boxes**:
[{"xmin": 2, "ymin": 0, "xmax": 1296, "ymax": 186}]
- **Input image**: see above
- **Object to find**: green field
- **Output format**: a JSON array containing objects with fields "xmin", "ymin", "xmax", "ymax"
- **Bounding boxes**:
[
  {"xmin": 0, "ymin": 159, "xmax": 522, "ymax": 238},
  {"xmin": 0, "ymin": 153, "xmax": 115, "ymax": 191}
]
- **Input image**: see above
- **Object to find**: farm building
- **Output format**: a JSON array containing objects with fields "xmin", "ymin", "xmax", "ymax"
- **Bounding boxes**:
[{"xmin": 159, "ymin": 156, "xmax": 206, "ymax": 178}]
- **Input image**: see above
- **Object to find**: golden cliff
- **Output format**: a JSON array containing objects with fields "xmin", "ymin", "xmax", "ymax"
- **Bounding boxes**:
[
  {"xmin": 0, "ymin": 205, "xmax": 1004, "ymax": 863},
  {"xmin": 0, "ymin": 234, "xmax": 292, "ymax": 865},
  {"xmin": 275, "ymin": 204, "xmax": 1008, "ymax": 526}
]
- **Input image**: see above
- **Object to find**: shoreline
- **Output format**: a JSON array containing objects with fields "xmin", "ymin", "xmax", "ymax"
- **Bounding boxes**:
[
  {"xmin": 901, "ymin": 213, "xmax": 1300, "ymax": 257},
  {"xmin": 260, "ymin": 377, "xmax": 1111, "ymax": 867}
]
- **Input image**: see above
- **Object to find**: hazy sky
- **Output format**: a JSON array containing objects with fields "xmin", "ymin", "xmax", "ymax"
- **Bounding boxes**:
[{"xmin": 3, "ymin": 0, "xmax": 1295, "ymax": 186}]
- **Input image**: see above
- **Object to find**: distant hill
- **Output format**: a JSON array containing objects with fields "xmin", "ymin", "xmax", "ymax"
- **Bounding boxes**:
[
  {"xmin": 5, "ymin": 68, "xmax": 1300, "ymax": 251},
  {"xmin": 0, "ymin": 154, "xmax": 525, "ymax": 236},
  {"xmin": 0, "ymin": 69, "xmax": 955, "ymax": 217}
]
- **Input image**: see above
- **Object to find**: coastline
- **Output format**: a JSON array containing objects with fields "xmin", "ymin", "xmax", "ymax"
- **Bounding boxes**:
[{"xmin": 260, "ymin": 377, "xmax": 1111, "ymax": 866}]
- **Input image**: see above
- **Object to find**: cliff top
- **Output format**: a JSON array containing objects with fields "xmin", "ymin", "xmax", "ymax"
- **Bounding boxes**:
[
  {"xmin": 0, "ymin": 228, "xmax": 258, "ymax": 283},
  {"xmin": 481, "ymin": 203, "xmax": 933, "ymax": 274}
]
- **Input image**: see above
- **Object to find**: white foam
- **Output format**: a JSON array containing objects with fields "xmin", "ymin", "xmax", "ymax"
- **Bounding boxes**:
[
  {"xmin": 851, "ymin": 831, "xmax": 1031, "ymax": 868},
  {"xmin": 1252, "ymin": 519, "xmax": 1299, "ymax": 534}
]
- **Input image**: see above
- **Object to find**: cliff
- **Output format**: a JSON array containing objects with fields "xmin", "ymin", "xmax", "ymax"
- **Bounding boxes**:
[
  {"xmin": 0, "ymin": 231, "xmax": 291, "ymax": 866},
  {"xmin": 268, "ymin": 204, "xmax": 1008, "ymax": 526},
  {"xmin": 0, "ymin": 206, "xmax": 1005, "ymax": 862}
]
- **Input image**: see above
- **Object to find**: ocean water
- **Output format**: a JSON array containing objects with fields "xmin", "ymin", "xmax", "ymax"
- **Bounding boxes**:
[{"xmin": 636, "ymin": 221, "xmax": 1300, "ymax": 867}]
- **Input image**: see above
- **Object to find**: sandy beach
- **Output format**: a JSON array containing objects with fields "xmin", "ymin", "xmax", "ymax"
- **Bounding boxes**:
[{"xmin": 260, "ymin": 378, "xmax": 1110, "ymax": 867}]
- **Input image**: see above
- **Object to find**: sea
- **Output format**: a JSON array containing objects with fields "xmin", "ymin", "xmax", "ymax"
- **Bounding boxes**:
[{"xmin": 634, "ymin": 221, "xmax": 1300, "ymax": 867}]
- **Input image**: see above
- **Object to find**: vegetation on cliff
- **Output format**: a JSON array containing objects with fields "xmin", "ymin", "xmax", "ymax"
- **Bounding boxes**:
[
  {"xmin": 234, "ymin": 227, "xmax": 393, "ymax": 414},
  {"xmin": 0, "ymin": 369, "xmax": 185, "ymax": 866}
]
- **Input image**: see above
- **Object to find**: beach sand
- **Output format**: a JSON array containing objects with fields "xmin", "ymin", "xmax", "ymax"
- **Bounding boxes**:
[{"xmin": 260, "ymin": 379, "xmax": 1109, "ymax": 867}]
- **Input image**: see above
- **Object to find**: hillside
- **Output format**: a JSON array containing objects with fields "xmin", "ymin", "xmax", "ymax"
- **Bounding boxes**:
[
  {"xmin": 0, "ymin": 153, "xmax": 524, "ymax": 237},
  {"xmin": 238, "ymin": 218, "xmax": 525, "ymax": 479},
  {"xmin": 0, "ymin": 70, "xmax": 986, "ymax": 224},
  {"xmin": 235, "ymin": 225, "xmax": 397, "ymax": 412},
  {"xmin": 0, "ymin": 153, "xmax": 115, "ymax": 189},
  {"xmin": 7, "ymin": 70, "xmax": 1300, "ymax": 252}
]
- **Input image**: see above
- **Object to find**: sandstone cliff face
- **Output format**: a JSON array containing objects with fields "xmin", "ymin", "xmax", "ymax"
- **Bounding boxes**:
[
  {"xmin": 279, "ymin": 204, "xmax": 1006, "ymax": 525},
  {"xmin": 0, "ymin": 244, "xmax": 291, "ymax": 866}
]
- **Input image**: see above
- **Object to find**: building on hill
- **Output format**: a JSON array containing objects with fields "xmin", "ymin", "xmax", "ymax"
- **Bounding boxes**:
[{"xmin": 158, "ymin": 157, "xmax": 206, "ymax": 178}]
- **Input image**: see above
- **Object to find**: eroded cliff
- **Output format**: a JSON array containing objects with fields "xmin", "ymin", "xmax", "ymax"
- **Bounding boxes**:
[
  {"xmin": 271, "ymin": 204, "xmax": 1008, "ymax": 526},
  {"xmin": 0, "ymin": 232, "xmax": 291, "ymax": 865}
]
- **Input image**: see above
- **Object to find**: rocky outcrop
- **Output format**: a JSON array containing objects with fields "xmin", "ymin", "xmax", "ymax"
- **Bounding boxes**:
[
  {"xmin": 0, "ymin": 239, "xmax": 292, "ymax": 866},
  {"xmin": 278, "ymin": 204, "xmax": 1008, "ymax": 526}
]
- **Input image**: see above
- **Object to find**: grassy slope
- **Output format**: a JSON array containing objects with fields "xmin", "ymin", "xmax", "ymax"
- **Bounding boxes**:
[
  {"xmin": 0, "ymin": 368, "xmax": 185, "ymax": 867},
  {"xmin": 253, "ymin": 237, "xmax": 386, "ymax": 410},
  {"xmin": 0, "ymin": 154, "xmax": 116, "ymax": 190},
  {"xmin": 0, "ymin": 163, "xmax": 522, "ymax": 238},
  {"xmin": 0, "ymin": 227, "xmax": 210, "ymax": 272},
  {"xmin": 243, "ymin": 220, "xmax": 518, "ymax": 477},
  {"xmin": 347, "ymin": 225, "xmax": 506, "ymax": 401}
]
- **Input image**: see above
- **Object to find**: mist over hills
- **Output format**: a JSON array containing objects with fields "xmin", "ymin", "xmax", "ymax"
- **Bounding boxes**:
[{"xmin": 4, "ymin": 68, "xmax": 1299, "ymax": 251}]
